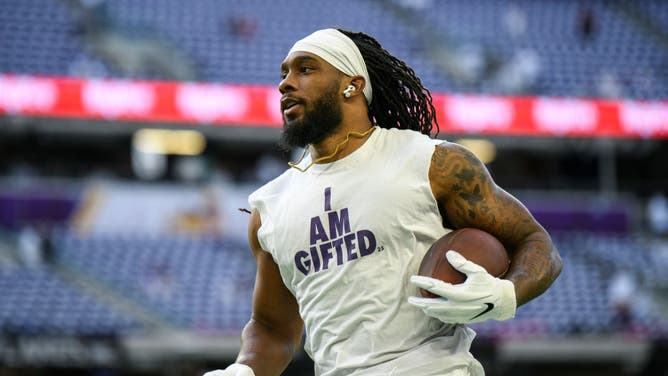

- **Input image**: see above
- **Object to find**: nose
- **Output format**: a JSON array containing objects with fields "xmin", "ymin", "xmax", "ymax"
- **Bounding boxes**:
[{"xmin": 278, "ymin": 71, "xmax": 296, "ymax": 94}]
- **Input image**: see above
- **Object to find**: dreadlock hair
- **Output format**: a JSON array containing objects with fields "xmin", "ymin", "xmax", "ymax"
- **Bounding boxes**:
[{"xmin": 337, "ymin": 28, "xmax": 439, "ymax": 136}]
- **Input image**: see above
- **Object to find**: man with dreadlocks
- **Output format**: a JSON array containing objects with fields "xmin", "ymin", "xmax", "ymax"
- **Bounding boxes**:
[{"xmin": 205, "ymin": 29, "xmax": 562, "ymax": 376}]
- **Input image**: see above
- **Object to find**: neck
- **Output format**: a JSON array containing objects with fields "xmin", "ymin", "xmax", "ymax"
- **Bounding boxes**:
[
  {"xmin": 288, "ymin": 120, "xmax": 376, "ymax": 172},
  {"xmin": 309, "ymin": 118, "xmax": 374, "ymax": 163}
]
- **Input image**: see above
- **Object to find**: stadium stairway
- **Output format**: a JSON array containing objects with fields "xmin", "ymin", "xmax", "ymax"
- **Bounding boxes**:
[
  {"xmin": 611, "ymin": 0, "xmax": 668, "ymax": 52},
  {"xmin": 372, "ymin": 0, "xmax": 464, "ymax": 88},
  {"xmin": 49, "ymin": 259, "xmax": 175, "ymax": 331}
]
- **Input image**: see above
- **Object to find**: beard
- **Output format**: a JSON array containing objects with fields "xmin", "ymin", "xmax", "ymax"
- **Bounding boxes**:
[{"xmin": 279, "ymin": 84, "xmax": 343, "ymax": 151}]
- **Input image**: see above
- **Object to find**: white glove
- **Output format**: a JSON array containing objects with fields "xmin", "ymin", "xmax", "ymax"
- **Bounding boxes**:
[
  {"xmin": 203, "ymin": 364, "xmax": 255, "ymax": 376},
  {"xmin": 407, "ymin": 250, "xmax": 517, "ymax": 324}
]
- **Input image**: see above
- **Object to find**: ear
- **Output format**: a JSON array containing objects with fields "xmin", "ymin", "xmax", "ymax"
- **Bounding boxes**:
[
  {"xmin": 349, "ymin": 76, "xmax": 366, "ymax": 95},
  {"xmin": 342, "ymin": 76, "xmax": 366, "ymax": 99}
]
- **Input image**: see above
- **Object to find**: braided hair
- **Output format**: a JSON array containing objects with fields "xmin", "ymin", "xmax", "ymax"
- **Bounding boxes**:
[{"xmin": 337, "ymin": 29, "xmax": 439, "ymax": 136}]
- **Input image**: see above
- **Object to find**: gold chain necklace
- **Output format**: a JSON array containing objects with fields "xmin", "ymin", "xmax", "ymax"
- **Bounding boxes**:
[{"xmin": 288, "ymin": 126, "xmax": 376, "ymax": 172}]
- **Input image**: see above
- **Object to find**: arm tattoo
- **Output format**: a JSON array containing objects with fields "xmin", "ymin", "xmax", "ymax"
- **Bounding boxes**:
[{"xmin": 430, "ymin": 143, "xmax": 562, "ymax": 306}]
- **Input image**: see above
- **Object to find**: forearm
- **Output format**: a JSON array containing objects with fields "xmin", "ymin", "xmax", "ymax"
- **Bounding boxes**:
[
  {"xmin": 505, "ymin": 230, "xmax": 562, "ymax": 307},
  {"xmin": 236, "ymin": 318, "xmax": 300, "ymax": 376}
]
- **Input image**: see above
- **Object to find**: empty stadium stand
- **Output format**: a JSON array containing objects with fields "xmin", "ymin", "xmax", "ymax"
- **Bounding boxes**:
[{"xmin": 1, "ymin": 0, "xmax": 666, "ymax": 98}]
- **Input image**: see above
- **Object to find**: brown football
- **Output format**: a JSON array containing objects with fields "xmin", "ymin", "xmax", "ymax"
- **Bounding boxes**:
[{"xmin": 418, "ymin": 228, "xmax": 511, "ymax": 298}]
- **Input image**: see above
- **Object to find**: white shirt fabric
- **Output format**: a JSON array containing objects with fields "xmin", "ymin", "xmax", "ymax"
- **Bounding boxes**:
[{"xmin": 249, "ymin": 127, "xmax": 484, "ymax": 376}]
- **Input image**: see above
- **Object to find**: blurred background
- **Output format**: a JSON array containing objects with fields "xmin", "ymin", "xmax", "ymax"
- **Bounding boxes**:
[{"xmin": 1, "ymin": 0, "xmax": 668, "ymax": 375}]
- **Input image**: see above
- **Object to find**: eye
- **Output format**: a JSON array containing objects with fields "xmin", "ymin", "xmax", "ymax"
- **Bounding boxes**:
[
  {"xmin": 280, "ymin": 71, "xmax": 287, "ymax": 80},
  {"xmin": 300, "ymin": 66, "xmax": 314, "ymax": 74}
]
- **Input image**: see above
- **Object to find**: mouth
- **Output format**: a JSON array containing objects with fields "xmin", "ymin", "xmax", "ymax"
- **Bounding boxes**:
[{"xmin": 281, "ymin": 97, "xmax": 304, "ymax": 115}]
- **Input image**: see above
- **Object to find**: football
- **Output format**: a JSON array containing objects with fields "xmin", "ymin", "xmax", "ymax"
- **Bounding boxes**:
[{"xmin": 417, "ymin": 228, "xmax": 511, "ymax": 298}]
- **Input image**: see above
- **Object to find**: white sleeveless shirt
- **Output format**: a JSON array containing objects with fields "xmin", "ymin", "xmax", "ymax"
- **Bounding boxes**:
[{"xmin": 248, "ymin": 127, "xmax": 484, "ymax": 376}]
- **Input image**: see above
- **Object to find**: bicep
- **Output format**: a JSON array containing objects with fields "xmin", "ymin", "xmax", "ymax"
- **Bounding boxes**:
[
  {"xmin": 429, "ymin": 142, "xmax": 544, "ymax": 251},
  {"xmin": 248, "ymin": 209, "xmax": 303, "ymax": 347}
]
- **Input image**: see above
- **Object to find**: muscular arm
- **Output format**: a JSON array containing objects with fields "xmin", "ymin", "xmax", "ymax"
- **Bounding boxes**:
[
  {"xmin": 429, "ymin": 142, "xmax": 562, "ymax": 306},
  {"xmin": 236, "ymin": 209, "xmax": 304, "ymax": 376}
]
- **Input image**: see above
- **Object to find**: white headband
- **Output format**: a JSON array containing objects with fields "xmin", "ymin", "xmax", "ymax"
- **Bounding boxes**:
[{"xmin": 288, "ymin": 29, "xmax": 373, "ymax": 104}]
